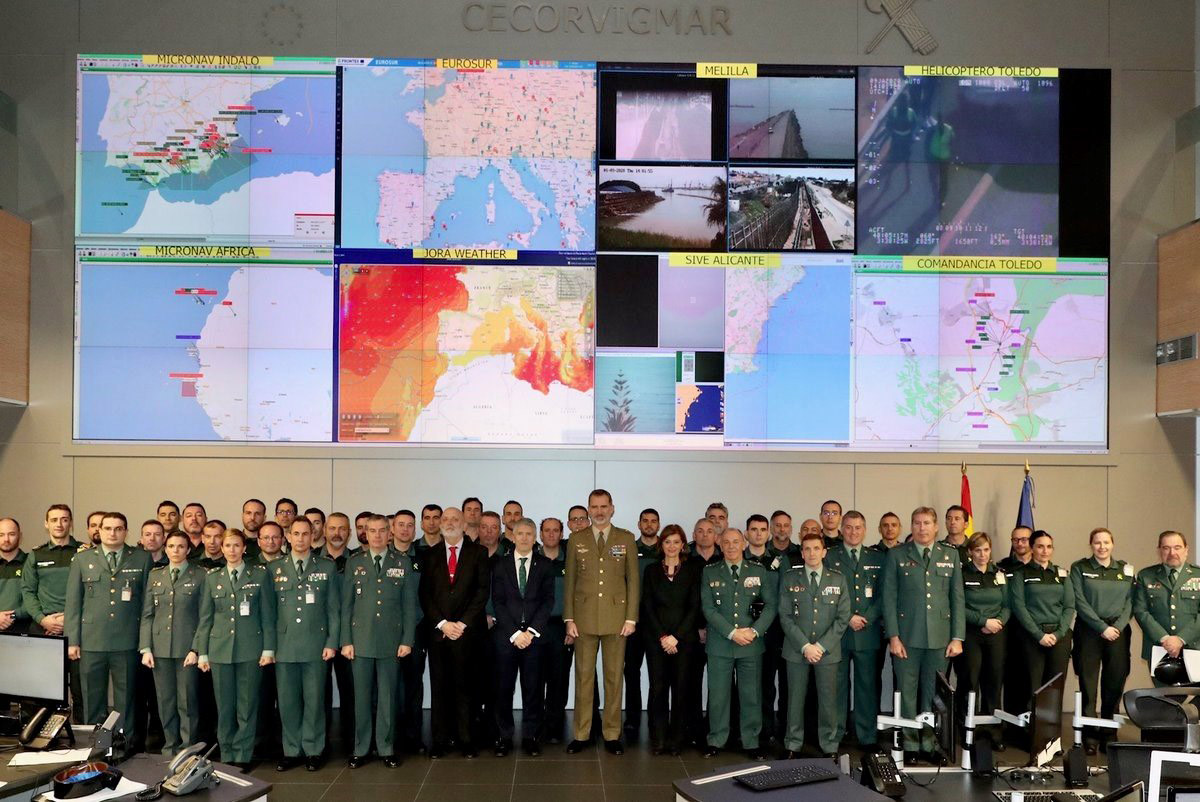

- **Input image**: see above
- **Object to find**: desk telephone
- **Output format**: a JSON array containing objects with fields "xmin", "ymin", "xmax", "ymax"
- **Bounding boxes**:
[
  {"xmin": 19, "ymin": 707, "xmax": 73, "ymax": 750},
  {"xmin": 861, "ymin": 751, "xmax": 905, "ymax": 797},
  {"xmin": 134, "ymin": 742, "xmax": 220, "ymax": 800}
]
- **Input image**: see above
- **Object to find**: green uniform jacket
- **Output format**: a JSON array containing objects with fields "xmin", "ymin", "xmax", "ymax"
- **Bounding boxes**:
[
  {"xmin": 939, "ymin": 536, "xmax": 969, "ymax": 564},
  {"xmin": 700, "ymin": 560, "xmax": 778, "ymax": 658},
  {"xmin": 563, "ymin": 526, "xmax": 640, "ymax": 636},
  {"xmin": 1011, "ymin": 562, "xmax": 1075, "ymax": 640},
  {"xmin": 536, "ymin": 543, "xmax": 567, "ymax": 617},
  {"xmin": 766, "ymin": 542, "xmax": 801, "ymax": 572},
  {"xmin": 65, "ymin": 545, "xmax": 152, "ymax": 651},
  {"xmin": 882, "ymin": 541, "xmax": 966, "ymax": 648},
  {"xmin": 341, "ymin": 549, "xmax": 417, "ymax": 658},
  {"xmin": 139, "ymin": 562, "xmax": 205, "ymax": 658},
  {"xmin": 1070, "ymin": 557, "xmax": 1133, "ymax": 634},
  {"xmin": 393, "ymin": 543, "xmax": 425, "ymax": 624},
  {"xmin": 636, "ymin": 539, "xmax": 659, "ymax": 584},
  {"xmin": 0, "ymin": 551, "xmax": 28, "ymax": 625},
  {"xmin": 270, "ymin": 555, "xmax": 341, "ymax": 662},
  {"xmin": 193, "ymin": 564, "xmax": 277, "ymax": 663},
  {"xmin": 962, "ymin": 562, "xmax": 1010, "ymax": 627},
  {"xmin": 22, "ymin": 540, "xmax": 83, "ymax": 623},
  {"xmin": 778, "ymin": 565, "xmax": 851, "ymax": 664},
  {"xmin": 1133, "ymin": 563, "xmax": 1200, "ymax": 660},
  {"xmin": 824, "ymin": 543, "xmax": 886, "ymax": 650}
]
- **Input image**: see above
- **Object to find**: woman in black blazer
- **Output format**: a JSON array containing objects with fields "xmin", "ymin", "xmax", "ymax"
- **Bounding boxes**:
[{"xmin": 641, "ymin": 524, "xmax": 702, "ymax": 755}]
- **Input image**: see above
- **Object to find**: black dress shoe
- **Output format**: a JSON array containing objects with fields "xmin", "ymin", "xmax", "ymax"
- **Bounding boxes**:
[
  {"xmin": 1084, "ymin": 741, "xmax": 1098, "ymax": 756},
  {"xmin": 669, "ymin": 747, "xmax": 682, "ymax": 756},
  {"xmin": 922, "ymin": 751, "xmax": 947, "ymax": 767},
  {"xmin": 994, "ymin": 741, "xmax": 1007, "ymax": 752},
  {"xmin": 547, "ymin": 735, "xmax": 563, "ymax": 745},
  {"xmin": 347, "ymin": 755, "xmax": 368, "ymax": 769},
  {"xmin": 604, "ymin": 739, "xmax": 624, "ymax": 755},
  {"xmin": 702, "ymin": 745, "xmax": 720, "ymax": 758},
  {"xmin": 275, "ymin": 756, "xmax": 301, "ymax": 771},
  {"xmin": 494, "ymin": 740, "xmax": 511, "ymax": 757},
  {"xmin": 650, "ymin": 746, "xmax": 664, "ymax": 756},
  {"xmin": 305, "ymin": 756, "xmax": 321, "ymax": 772},
  {"xmin": 565, "ymin": 739, "xmax": 590, "ymax": 754},
  {"xmin": 785, "ymin": 751, "xmax": 801, "ymax": 760},
  {"xmin": 429, "ymin": 747, "xmax": 445, "ymax": 760},
  {"xmin": 462, "ymin": 747, "xmax": 478, "ymax": 759},
  {"xmin": 747, "ymin": 748, "xmax": 767, "ymax": 761},
  {"xmin": 903, "ymin": 751, "xmax": 921, "ymax": 765},
  {"xmin": 522, "ymin": 739, "xmax": 541, "ymax": 757},
  {"xmin": 383, "ymin": 756, "xmax": 401, "ymax": 768}
]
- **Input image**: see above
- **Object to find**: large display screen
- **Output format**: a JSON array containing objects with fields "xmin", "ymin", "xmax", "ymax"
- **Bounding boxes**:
[{"xmin": 73, "ymin": 56, "xmax": 1110, "ymax": 452}]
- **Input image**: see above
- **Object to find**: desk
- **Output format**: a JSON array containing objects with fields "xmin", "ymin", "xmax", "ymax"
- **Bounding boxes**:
[
  {"xmin": 674, "ymin": 759, "xmax": 889, "ymax": 802},
  {"xmin": 0, "ymin": 739, "xmax": 270, "ymax": 802}
]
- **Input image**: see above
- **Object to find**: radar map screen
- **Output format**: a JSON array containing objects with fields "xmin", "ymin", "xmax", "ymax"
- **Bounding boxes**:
[
  {"xmin": 74, "ymin": 246, "xmax": 334, "ymax": 441},
  {"xmin": 77, "ymin": 55, "xmax": 336, "ymax": 243},
  {"xmin": 337, "ymin": 59, "xmax": 597, "ymax": 254}
]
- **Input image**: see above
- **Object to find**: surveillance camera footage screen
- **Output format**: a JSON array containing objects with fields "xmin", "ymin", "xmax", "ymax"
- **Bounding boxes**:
[{"xmin": 857, "ymin": 66, "xmax": 1060, "ymax": 256}]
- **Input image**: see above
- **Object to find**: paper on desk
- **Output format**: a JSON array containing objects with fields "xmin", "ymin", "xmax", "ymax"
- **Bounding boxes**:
[
  {"xmin": 8, "ymin": 748, "xmax": 90, "ymax": 766},
  {"xmin": 39, "ymin": 776, "xmax": 146, "ymax": 802}
]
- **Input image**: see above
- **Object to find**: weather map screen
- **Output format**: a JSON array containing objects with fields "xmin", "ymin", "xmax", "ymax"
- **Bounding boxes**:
[
  {"xmin": 76, "ymin": 55, "xmax": 336, "ymax": 243},
  {"xmin": 73, "ymin": 55, "xmax": 1110, "ymax": 453},
  {"xmin": 336, "ymin": 59, "xmax": 597, "ymax": 254}
]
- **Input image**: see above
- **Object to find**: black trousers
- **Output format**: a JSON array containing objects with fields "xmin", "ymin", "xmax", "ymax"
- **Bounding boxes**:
[
  {"xmin": 397, "ymin": 640, "xmax": 427, "ymax": 747},
  {"xmin": 494, "ymin": 636, "xmax": 544, "ymax": 742},
  {"xmin": 472, "ymin": 628, "xmax": 498, "ymax": 744},
  {"xmin": 325, "ymin": 653, "xmax": 355, "ymax": 753},
  {"xmin": 961, "ymin": 626, "xmax": 1006, "ymax": 716},
  {"xmin": 623, "ymin": 627, "xmax": 646, "ymax": 729},
  {"xmin": 1023, "ymin": 628, "xmax": 1072, "ymax": 696},
  {"xmin": 760, "ymin": 621, "xmax": 787, "ymax": 741},
  {"xmin": 256, "ymin": 663, "xmax": 281, "ymax": 758},
  {"xmin": 538, "ymin": 617, "xmax": 572, "ymax": 741},
  {"xmin": 1072, "ymin": 623, "xmax": 1130, "ymax": 741},
  {"xmin": 646, "ymin": 638, "xmax": 694, "ymax": 750},
  {"xmin": 132, "ymin": 662, "xmax": 165, "ymax": 752},
  {"xmin": 429, "ymin": 634, "xmax": 476, "ymax": 749},
  {"xmin": 685, "ymin": 642, "xmax": 708, "ymax": 745}
]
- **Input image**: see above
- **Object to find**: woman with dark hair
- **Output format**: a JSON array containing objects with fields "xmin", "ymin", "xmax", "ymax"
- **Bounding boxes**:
[
  {"xmin": 960, "ymin": 532, "xmax": 1008, "ymax": 744},
  {"xmin": 1011, "ymin": 529, "xmax": 1075, "ymax": 698},
  {"xmin": 1070, "ymin": 527, "xmax": 1132, "ymax": 754},
  {"xmin": 641, "ymin": 524, "xmax": 701, "ymax": 755}
]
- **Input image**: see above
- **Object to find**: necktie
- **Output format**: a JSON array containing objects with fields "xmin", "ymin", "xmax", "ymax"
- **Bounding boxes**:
[
  {"xmin": 448, "ymin": 545, "xmax": 458, "ymax": 583},
  {"xmin": 922, "ymin": 548, "xmax": 931, "ymax": 568},
  {"xmin": 731, "ymin": 563, "xmax": 739, "ymax": 582},
  {"xmin": 170, "ymin": 567, "xmax": 179, "ymax": 584},
  {"xmin": 1170, "ymin": 567, "xmax": 1179, "ymax": 588},
  {"xmin": 296, "ymin": 559, "xmax": 304, "ymax": 576},
  {"xmin": 374, "ymin": 555, "xmax": 382, "ymax": 575},
  {"xmin": 597, "ymin": 531, "xmax": 606, "ymax": 552},
  {"xmin": 810, "ymin": 571, "xmax": 818, "ymax": 596},
  {"xmin": 232, "ymin": 568, "xmax": 240, "ymax": 585},
  {"xmin": 850, "ymin": 548, "xmax": 859, "ymax": 569},
  {"xmin": 519, "ymin": 557, "xmax": 528, "ymax": 594},
  {"xmin": 106, "ymin": 551, "xmax": 117, "ymax": 573}
]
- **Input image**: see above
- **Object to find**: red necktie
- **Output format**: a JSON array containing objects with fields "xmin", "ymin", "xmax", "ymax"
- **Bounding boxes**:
[{"xmin": 448, "ymin": 545, "xmax": 458, "ymax": 585}]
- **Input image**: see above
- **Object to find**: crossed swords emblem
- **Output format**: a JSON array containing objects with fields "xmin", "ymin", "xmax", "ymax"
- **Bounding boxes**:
[{"xmin": 865, "ymin": 0, "xmax": 938, "ymax": 55}]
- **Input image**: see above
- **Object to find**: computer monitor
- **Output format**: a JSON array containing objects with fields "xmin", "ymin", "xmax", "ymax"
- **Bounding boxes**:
[
  {"xmin": 1028, "ymin": 672, "xmax": 1066, "ymax": 767},
  {"xmin": 0, "ymin": 632, "xmax": 68, "ymax": 705},
  {"xmin": 933, "ymin": 671, "xmax": 956, "ymax": 761}
]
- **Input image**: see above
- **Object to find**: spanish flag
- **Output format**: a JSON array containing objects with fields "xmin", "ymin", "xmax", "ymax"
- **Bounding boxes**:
[{"xmin": 961, "ymin": 463, "xmax": 975, "ymax": 536}]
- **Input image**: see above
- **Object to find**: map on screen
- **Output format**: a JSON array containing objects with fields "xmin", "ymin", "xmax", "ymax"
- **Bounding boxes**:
[
  {"xmin": 74, "ymin": 247, "xmax": 334, "ymax": 441},
  {"xmin": 77, "ymin": 56, "xmax": 336, "ymax": 242},
  {"xmin": 338, "ymin": 59, "xmax": 597, "ymax": 253}
]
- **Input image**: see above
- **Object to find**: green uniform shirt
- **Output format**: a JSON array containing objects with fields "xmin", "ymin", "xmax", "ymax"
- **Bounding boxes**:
[
  {"xmin": 22, "ymin": 539, "xmax": 83, "ymax": 623},
  {"xmin": 700, "ymin": 560, "xmax": 778, "ymax": 657},
  {"xmin": 766, "ymin": 542, "xmax": 801, "ymax": 573},
  {"xmin": 65, "ymin": 544, "xmax": 153, "ymax": 651},
  {"xmin": 1011, "ymin": 562, "xmax": 1075, "ymax": 640},
  {"xmin": 270, "ymin": 554, "xmax": 341, "ymax": 662},
  {"xmin": 1133, "ymin": 563, "xmax": 1200, "ymax": 659},
  {"xmin": 636, "ymin": 538, "xmax": 660, "ymax": 581},
  {"xmin": 962, "ymin": 561, "xmax": 1010, "ymax": 627},
  {"xmin": 1070, "ymin": 556, "xmax": 1133, "ymax": 634},
  {"xmin": 824, "ymin": 542, "xmax": 886, "ymax": 650},
  {"xmin": 393, "ymin": 543, "xmax": 425, "ymax": 624},
  {"xmin": 882, "ymin": 540, "xmax": 966, "ymax": 648},
  {"xmin": 778, "ymin": 564, "xmax": 851, "ymax": 663},
  {"xmin": 341, "ymin": 548, "xmax": 418, "ymax": 658},
  {"xmin": 0, "ymin": 550, "xmax": 28, "ymax": 625},
  {"xmin": 139, "ymin": 561, "xmax": 204, "ymax": 658},
  {"xmin": 538, "ymin": 543, "xmax": 567, "ymax": 617},
  {"xmin": 193, "ymin": 563, "xmax": 277, "ymax": 664},
  {"xmin": 939, "ymin": 536, "xmax": 969, "ymax": 564}
]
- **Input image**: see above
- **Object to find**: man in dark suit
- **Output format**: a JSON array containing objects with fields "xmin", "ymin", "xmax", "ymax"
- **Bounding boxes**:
[
  {"xmin": 419, "ymin": 507, "xmax": 491, "ymax": 758},
  {"xmin": 491, "ymin": 518, "xmax": 554, "ymax": 757}
]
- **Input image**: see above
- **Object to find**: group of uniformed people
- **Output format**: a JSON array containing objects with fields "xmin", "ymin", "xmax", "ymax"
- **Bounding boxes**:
[{"xmin": 0, "ymin": 494, "xmax": 1194, "ymax": 768}]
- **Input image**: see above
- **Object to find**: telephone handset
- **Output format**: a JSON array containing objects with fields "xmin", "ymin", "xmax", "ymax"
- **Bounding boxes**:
[
  {"xmin": 19, "ymin": 707, "xmax": 73, "ymax": 750},
  {"xmin": 861, "ymin": 751, "xmax": 906, "ymax": 797},
  {"xmin": 162, "ymin": 742, "xmax": 219, "ymax": 796}
]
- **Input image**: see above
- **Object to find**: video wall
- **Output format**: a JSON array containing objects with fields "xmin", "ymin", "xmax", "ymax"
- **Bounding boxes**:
[{"xmin": 74, "ymin": 56, "xmax": 1110, "ymax": 451}]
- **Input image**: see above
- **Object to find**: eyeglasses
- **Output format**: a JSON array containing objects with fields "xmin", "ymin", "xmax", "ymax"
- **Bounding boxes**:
[{"xmin": 1012, "ymin": 537, "xmax": 1030, "ymax": 543}]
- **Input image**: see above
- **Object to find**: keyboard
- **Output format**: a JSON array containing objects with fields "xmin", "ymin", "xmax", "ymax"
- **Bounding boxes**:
[
  {"xmin": 993, "ymin": 791, "xmax": 1101, "ymax": 802},
  {"xmin": 735, "ymin": 765, "xmax": 839, "ymax": 791}
]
